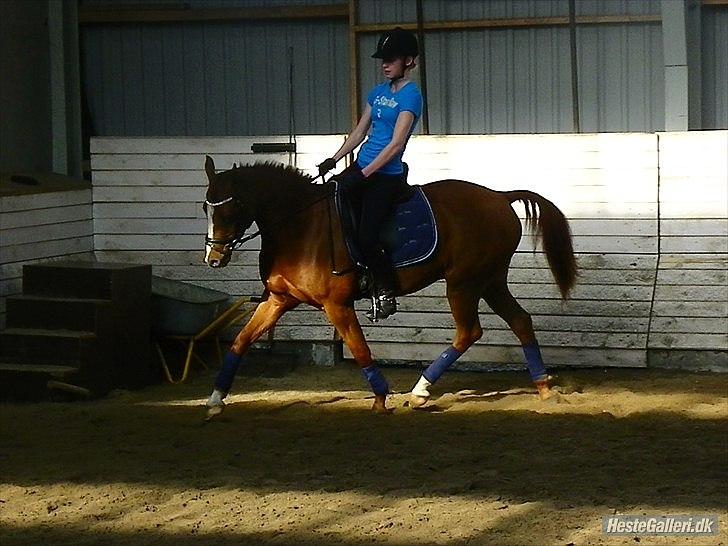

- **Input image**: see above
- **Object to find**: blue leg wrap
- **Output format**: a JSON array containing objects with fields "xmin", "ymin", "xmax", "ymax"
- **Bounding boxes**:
[
  {"xmin": 422, "ymin": 346, "xmax": 463, "ymax": 383},
  {"xmin": 362, "ymin": 365, "xmax": 389, "ymax": 396},
  {"xmin": 214, "ymin": 351, "xmax": 244, "ymax": 393},
  {"xmin": 523, "ymin": 342, "xmax": 548, "ymax": 382}
]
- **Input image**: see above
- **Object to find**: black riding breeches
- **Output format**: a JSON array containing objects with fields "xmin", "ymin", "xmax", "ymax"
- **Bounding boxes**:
[{"xmin": 338, "ymin": 165, "xmax": 404, "ymax": 292}]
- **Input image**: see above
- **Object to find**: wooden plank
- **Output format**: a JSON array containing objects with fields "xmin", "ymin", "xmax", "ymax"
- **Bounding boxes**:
[
  {"xmin": 0, "ymin": 238, "xmax": 94, "ymax": 264},
  {"xmin": 660, "ymin": 236, "xmax": 728, "ymax": 253},
  {"xmin": 354, "ymin": 326, "xmax": 646, "ymax": 348},
  {"xmin": 266, "ymin": 325, "xmax": 335, "ymax": 342},
  {"xmin": 407, "ymin": 282, "xmax": 653, "ymax": 301},
  {"xmin": 79, "ymin": 4, "xmax": 349, "ymax": 24},
  {"xmin": 278, "ymin": 310, "xmax": 649, "ymax": 333},
  {"xmin": 652, "ymin": 301, "xmax": 728, "ymax": 318},
  {"xmin": 92, "ymin": 170, "xmax": 206, "ymax": 186},
  {"xmin": 551, "ymin": 236, "xmax": 656, "ymax": 254},
  {"xmin": 657, "ymin": 131, "xmax": 728, "ymax": 172},
  {"xmin": 91, "ymin": 153, "xmax": 290, "ymax": 171},
  {"xmin": 94, "ymin": 218, "xmax": 207, "ymax": 234},
  {"xmin": 408, "ymin": 132, "xmax": 658, "ymax": 153},
  {"xmin": 345, "ymin": 343, "xmax": 647, "ymax": 368},
  {"xmin": 1, "ymin": 220, "xmax": 94, "ymax": 246},
  {"xmin": 507, "ymin": 268, "xmax": 655, "ymax": 285},
  {"xmin": 369, "ymin": 297, "xmax": 652, "ymax": 317},
  {"xmin": 0, "ymin": 190, "xmax": 92, "ymax": 213},
  {"xmin": 151, "ymin": 264, "xmax": 261, "ymax": 281},
  {"xmin": 93, "ymin": 249, "xmax": 258, "ymax": 266},
  {"xmin": 511, "ymin": 253, "xmax": 657, "ymax": 270},
  {"xmin": 648, "ymin": 333, "xmax": 728, "ymax": 351},
  {"xmin": 657, "ymin": 268, "xmax": 728, "ymax": 285},
  {"xmin": 93, "ymin": 186, "xmax": 206, "ymax": 202},
  {"xmin": 354, "ymin": 14, "xmax": 661, "ymax": 34},
  {"xmin": 659, "ymin": 254, "xmax": 727, "ymax": 269},
  {"xmin": 93, "ymin": 234, "xmax": 261, "ymax": 252},
  {"xmin": 94, "ymin": 202, "xmax": 201, "ymax": 219},
  {"xmin": 651, "ymin": 317, "xmax": 727, "ymax": 334},
  {"xmin": 661, "ymin": 219, "xmax": 728, "ymax": 236},
  {"xmin": 91, "ymin": 135, "xmax": 345, "ymax": 155},
  {"xmin": 0, "ymin": 204, "xmax": 92, "ymax": 230},
  {"xmin": 653, "ymin": 285, "xmax": 728, "ymax": 302},
  {"xmin": 657, "ymin": 200, "xmax": 728, "ymax": 218}
]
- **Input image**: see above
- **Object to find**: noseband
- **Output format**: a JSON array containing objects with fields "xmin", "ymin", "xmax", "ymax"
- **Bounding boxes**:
[{"xmin": 204, "ymin": 197, "xmax": 252, "ymax": 253}]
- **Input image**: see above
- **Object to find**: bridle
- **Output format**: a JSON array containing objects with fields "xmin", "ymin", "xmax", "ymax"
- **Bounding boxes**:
[
  {"xmin": 204, "ymin": 173, "xmax": 330, "ymax": 255},
  {"xmin": 204, "ymin": 196, "xmax": 256, "ymax": 253}
]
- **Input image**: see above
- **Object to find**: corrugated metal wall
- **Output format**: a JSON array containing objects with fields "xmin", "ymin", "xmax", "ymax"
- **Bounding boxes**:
[
  {"xmin": 358, "ymin": 0, "xmax": 663, "ymax": 134},
  {"xmin": 81, "ymin": 0, "xmax": 349, "ymax": 136},
  {"xmin": 80, "ymin": 0, "xmax": 725, "ymax": 136}
]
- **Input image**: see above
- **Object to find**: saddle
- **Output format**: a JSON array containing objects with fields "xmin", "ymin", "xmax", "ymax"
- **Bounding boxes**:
[{"xmin": 333, "ymin": 166, "xmax": 438, "ymax": 293}]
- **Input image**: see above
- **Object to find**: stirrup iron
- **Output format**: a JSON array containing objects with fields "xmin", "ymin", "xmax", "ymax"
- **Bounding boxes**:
[{"xmin": 366, "ymin": 294, "xmax": 397, "ymax": 323}]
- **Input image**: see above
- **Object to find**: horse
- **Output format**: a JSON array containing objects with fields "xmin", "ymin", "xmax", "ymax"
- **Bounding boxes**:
[{"xmin": 201, "ymin": 156, "xmax": 577, "ymax": 418}]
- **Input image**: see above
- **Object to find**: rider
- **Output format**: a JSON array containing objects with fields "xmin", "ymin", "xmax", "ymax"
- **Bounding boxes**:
[{"xmin": 318, "ymin": 27, "xmax": 423, "ymax": 321}]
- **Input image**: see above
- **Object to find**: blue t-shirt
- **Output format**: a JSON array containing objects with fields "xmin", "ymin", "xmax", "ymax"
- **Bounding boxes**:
[{"xmin": 356, "ymin": 81, "xmax": 423, "ymax": 175}]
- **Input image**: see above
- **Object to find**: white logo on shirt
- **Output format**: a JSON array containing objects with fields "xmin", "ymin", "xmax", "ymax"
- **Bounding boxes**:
[{"xmin": 373, "ymin": 96, "xmax": 398, "ymax": 109}]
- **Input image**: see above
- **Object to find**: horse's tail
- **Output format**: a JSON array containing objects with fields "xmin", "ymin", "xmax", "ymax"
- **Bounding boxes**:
[{"xmin": 505, "ymin": 190, "xmax": 578, "ymax": 300}]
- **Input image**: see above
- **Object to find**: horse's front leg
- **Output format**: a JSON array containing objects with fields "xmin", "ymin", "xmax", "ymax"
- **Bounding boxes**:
[
  {"xmin": 324, "ymin": 303, "xmax": 390, "ymax": 413},
  {"xmin": 205, "ymin": 293, "xmax": 296, "ymax": 419}
]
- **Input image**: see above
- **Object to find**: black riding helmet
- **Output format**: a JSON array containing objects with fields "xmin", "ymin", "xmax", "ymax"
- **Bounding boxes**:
[{"xmin": 372, "ymin": 27, "xmax": 419, "ymax": 59}]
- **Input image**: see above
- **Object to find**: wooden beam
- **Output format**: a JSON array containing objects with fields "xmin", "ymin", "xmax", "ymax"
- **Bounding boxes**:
[
  {"xmin": 702, "ymin": 0, "xmax": 728, "ymax": 6},
  {"xmin": 79, "ymin": 3, "xmax": 348, "ymax": 24},
  {"xmin": 348, "ymin": 0, "xmax": 360, "ymax": 129},
  {"xmin": 354, "ymin": 14, "xmax": 662, "ymax": 34}
]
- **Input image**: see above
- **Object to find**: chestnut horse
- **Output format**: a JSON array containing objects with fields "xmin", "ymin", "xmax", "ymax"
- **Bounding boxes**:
[{"xmin": 202, "ymin": 156, "xmax": 577, "ymax": 418}]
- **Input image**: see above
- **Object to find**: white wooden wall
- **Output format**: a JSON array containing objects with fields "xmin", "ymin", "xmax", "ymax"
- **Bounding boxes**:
[
  {"xmin": 651, "ymin": 132, "xmax": 728, "ymax": 355},
  {"xmin": 0, "ymin": 189, "xmax": 95, "ymax": 326},
  {"xmin": 89, "ymin": 132, "xmax": 728, "ymax": 369}
]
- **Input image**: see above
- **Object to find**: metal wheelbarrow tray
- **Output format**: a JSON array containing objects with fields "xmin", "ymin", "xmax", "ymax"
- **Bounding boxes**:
[
  {"xmin": 151, "ymin": 275, "xmax": 230, "ymax": 336},
  {"xmin": 151, "ymin": 276, "xmax": 261, "ymax": 383}
]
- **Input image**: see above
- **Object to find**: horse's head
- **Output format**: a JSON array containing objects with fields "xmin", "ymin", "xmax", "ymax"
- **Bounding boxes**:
[{"xmin": 203, "ymin": 156, "xmax": 255, "ymax": 268}]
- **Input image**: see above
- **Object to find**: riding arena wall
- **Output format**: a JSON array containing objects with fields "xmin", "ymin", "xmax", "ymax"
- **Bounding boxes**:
[{"xmin": 1, "ymin": 131, "xmax": 725, "ymax": 372}]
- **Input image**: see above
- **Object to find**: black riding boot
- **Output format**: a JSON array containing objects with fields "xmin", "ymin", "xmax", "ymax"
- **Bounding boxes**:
[{"xmin": 365, "ymin": 248, "xmax": 398, "ymax": 322}]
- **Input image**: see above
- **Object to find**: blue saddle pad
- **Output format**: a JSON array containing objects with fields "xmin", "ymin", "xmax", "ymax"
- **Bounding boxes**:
[{"xmin": 335, "ymin": 184, "xmax": 438, "ymax": 269}]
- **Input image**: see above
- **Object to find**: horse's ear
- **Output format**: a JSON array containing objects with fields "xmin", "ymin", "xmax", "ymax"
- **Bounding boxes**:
[
  {"xmin": 232, "ymin": 162, "xmax": 237, "ymax": 169},
  {"xmin": 205, "ymin": 155, "xmax": 216, "ymax": 181}
]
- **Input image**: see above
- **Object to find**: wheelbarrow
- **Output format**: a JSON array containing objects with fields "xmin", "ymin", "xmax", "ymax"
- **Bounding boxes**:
[{"xmin": 151, "ymin": 275, "xmax": 263, "ymax": 383}]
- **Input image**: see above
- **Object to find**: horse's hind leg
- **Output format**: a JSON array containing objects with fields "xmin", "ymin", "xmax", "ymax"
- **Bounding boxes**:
[
  {"xmin": 482, "ymin": 277, "xmax": 555, "ymax": 401},
  {"xmin": 323, "ymin": 303, "xmax": 390, "ymax": 413},
  {"xmin": 409, "ymin": 283, "xmax": 483, "ymax": 407}
]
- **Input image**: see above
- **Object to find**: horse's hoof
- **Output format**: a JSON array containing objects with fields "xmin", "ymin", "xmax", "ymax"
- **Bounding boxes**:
[
  {"xmin": 534, "ymin": 378, "xmax": 556, "ymax": 401},
  {"xmin": 409, "ymin": 394, "xmax": 429, "ymax": 408},
  {"xmin": 371, "ymin": 394, "xmax": 392, "ymax": 414},
  {"xmin": 205, "ymin": 402, "xmax": 225, "ymax": 421}
]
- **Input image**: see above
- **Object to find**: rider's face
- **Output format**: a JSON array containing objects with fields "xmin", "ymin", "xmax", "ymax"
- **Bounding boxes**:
[{"xmin": 381, "ymin": 57, "xmax": 407, "ymax": 80}]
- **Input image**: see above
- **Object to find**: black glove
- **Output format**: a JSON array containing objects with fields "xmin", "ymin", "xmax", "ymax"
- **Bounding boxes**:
[{"xmin": 317, "ymin": 157, "xmax": 337, "ymax": 176}]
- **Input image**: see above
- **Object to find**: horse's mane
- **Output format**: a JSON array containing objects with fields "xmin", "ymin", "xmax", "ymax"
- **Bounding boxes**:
[{"xmin": 229, "ymin": 161, "xmax": 315, "ymax": 185}]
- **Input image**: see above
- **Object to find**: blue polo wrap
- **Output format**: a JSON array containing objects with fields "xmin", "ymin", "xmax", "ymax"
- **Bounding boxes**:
[
  {"xmin": 422, "ymin": 346, "xmax": 463, "ymax": 383},
  {"xmin": 523, "ymin": 342, "xmax": 548, "ymax": 382},
  {"xmin": 362, "ymin": 365, "xmax": 389, "ymax": 396},
  {"xmin": 214, "ymin": 351, "xmax": 244, "ymax": 393}
]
